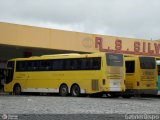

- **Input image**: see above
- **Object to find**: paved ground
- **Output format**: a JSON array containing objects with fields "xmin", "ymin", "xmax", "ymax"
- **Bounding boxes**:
[{"xmin": 0, "ymin": 95, "xmax": 160, "ymax": 119}]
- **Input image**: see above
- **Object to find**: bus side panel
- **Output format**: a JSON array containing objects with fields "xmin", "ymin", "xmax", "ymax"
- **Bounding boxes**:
[
  {"xmin": 23, "ymin": 71, "xmax": 60, "ymax": 93},
  {"xmin": 65, "ymin": 71, "xmax": 103, "ymax": 94},
  {"xmin": 140, "ymin": 69, "xmax": 157, "ymax": 90},
  {"xmin": 20, "ymin": 70, "xmax": 103, "ymax": 94}
]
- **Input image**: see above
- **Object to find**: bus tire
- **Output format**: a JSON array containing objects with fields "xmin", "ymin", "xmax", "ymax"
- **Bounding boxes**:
[
  {"xmin": 71, "ymin": 84, "xmax": 80, "ymax": 97},
  {"xmin": 13, "ymin": 84, "xmax": 21, "ymax": 95},
  {"xmin": 59, "ymin": 84, "xmax": 68, "ymax": 96}
]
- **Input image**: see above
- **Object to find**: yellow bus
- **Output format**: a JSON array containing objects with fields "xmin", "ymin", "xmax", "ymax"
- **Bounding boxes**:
[
  {"xmin": 124, "ymin": 56, "xmax": 157, "ymax": 97},
  {"xmin": 4, "ymin": 52, "xmax": 125, "ymax": 97}
]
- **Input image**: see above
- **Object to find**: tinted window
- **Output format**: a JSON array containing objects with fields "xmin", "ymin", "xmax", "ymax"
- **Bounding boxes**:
[
  {"xmin": 53, "ymin": 60, "xmax": 64, "ymax": 70},
  {"xmin": 16, "ymin": 57, "xmax": 101, "ymax": 72},
  {"xmin": 139, "ymin": 57, "xmax": 156, "ymax": 69},
  {"xmin": 39, "ymin": 60, "xmax": 52, "ymax": 70},
  {"xmin": 125, "ymin": 61, "xmax": 135, "ymax": 73},
  {"xmin": 106, "ymin": 53, "xmax": 123, "ymax": 66},
  {"xmin": 16, "ymin": 61, "xmax": 27, "ymax": 71}
]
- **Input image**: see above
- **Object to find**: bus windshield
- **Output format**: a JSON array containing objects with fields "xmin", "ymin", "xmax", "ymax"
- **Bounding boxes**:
[
  {"xmin": 106, "ymin": 53, "xmax": 123, "ymax": 66},
  {"xmin": 139, "ymin": 57, "xmax": 155, "ymax": 69}
]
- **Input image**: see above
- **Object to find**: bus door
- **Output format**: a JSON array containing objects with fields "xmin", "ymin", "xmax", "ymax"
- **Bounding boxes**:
[
  {"xmin": 106, "ymin": 53, "xmax": 124, "ymax": 92},
  {"xmin": 125, "ymin": 60, "xmax": 136, "ymax": 89}
]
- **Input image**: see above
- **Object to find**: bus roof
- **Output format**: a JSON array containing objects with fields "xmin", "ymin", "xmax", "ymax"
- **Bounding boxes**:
[
  {"xmin": 7, "ymin": 52, "xmax": 125, "ymax": 62},
  {"xmin": 41, "ymin": 53, "xmax": 81, "ymax": 57},
  {"xmin": 8, "ymin": 52, "xmax": 107, "ymax": 61}
]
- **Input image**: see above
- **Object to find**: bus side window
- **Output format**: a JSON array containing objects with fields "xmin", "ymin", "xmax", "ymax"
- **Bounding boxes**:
[
  {"xmin": 39, "ymin": 61, "xmax": 46, "ymax": 71},
  {"xmin": 31, "ymin": 60, "xmax": 41, "ymax": 71},
  {"xmin": 17, "ymin": 61, "xmax": 28, "ymax": 71},
  {"xmin": 125, "ymin": 61, "xmax": 135, "ymax": 73},
  {"xmin": 64, "ymin": 59, "xmax": 70, "ymax": 70},
  {"xmin": 30, "ymin": 61, "xmax": 36, "ymax": 71},
  {"xmin": 70, "ymin": 60, "xmax": 74, "ymax": 70},
  {"xmin": 92, "ymin": 58, "xmax": 101, "ymax": 70},
  {"xmin": 85, "ymin": 59, "xmax": 92, "ymax": 70},
  {"xmin": 77, "ymin": 58, "xmax": 101, "ymax": 70},
  {"xmin": 16, "ymin": 61, "xmax": 23, "ymax": 71},
  {"xmin": 77, "ymin": 59, "xmax": 82, "ymax": 70},
  {"xmin": 46, "ymin": 60, "xmax": 52, "ymax": 70},
  {"xmin": 53, "ymin": 60, "xmax": 63, "ymax": 70},
  {"xmin": 69, "ymin": 59, "xmax": 78, "ymax": 70},
  {"xmin": 39, "ymin": 60, "xmax": 49, "ymax": 71},
  {"xmin": 81, "ymin": 59, "xmax": 88, "ymax": 70},
  {"xmin": 73, "ymin": 59, "xmax": 79, "ymax": 70},
  {"xmin": 34, "ymin": 61, "xmax": 40, "ymax": 71},
  {"xmin": 27, "ymin": 61, "xmax": 34, "ymax": 71}
]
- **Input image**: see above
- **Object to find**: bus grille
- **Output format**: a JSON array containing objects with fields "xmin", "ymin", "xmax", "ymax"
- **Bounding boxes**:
[{"xmin": 92, "ymin": 80, "xmax": 99, "ymax": 91}]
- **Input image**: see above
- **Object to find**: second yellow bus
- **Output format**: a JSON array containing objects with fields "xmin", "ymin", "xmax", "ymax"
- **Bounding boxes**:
[{"xmin": 123, "ymin": 56, "xmax": 157, "ymax": 98}]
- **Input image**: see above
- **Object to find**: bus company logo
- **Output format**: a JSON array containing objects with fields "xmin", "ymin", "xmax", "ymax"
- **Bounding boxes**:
[
  {"xmin": 82, "ymin": 37, "xmax": 93, "ymax": 49},
  {"xmin": 2, "ymin": 114, "xmax": 8, "ymax": 120},
  {"xmin": 95, "ymin": 37, "xmax": 160, "ymax": 56}
]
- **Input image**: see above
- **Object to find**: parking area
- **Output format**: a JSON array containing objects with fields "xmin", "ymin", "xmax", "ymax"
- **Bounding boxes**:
[
  {"xmin": 0, "ymin": 95, "xmax": 160, "ymax": 114},
  {"xmin": 0, "ymin": 95, "xmax": 160, "ymax": 120}
]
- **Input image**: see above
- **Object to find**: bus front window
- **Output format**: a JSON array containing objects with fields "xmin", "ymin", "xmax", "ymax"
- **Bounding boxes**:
[{"xmin": 106, "ymin": 53, "xmax": 123, "ymax": 66}]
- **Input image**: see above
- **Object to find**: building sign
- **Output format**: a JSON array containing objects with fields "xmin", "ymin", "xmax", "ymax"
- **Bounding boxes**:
[{"xmin": 95, "ymin": 37, "xmax": 160, "ymax": 56}]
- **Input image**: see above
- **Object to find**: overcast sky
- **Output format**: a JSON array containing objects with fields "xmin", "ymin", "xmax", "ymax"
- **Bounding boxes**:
[{"xmin": 0, "ymin": 0, "xmax": 160, "ymax": 40}]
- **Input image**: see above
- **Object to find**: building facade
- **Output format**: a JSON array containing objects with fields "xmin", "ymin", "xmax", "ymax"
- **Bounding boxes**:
[{"xmin": 0, "ymin": 22, "xmax": 160, "ymax": 66}]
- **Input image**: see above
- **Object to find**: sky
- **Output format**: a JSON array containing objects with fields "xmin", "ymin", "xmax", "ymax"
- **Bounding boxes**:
[{"xmin": 0, "ymin": 0, "xmax": 160, "ymax": 40}]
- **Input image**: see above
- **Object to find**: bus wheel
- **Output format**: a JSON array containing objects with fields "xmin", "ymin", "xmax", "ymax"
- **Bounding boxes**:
[
  {"xmin": 59, "ymin": 84, "xmax": 68, "ymax": 96},
  {"xmin": 13, "ymin": 84, "xmax": 21, "ymax": 95},
  {"xmin": 71, "ymin": 84, "xmax": 80, "ymax": 97}
]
